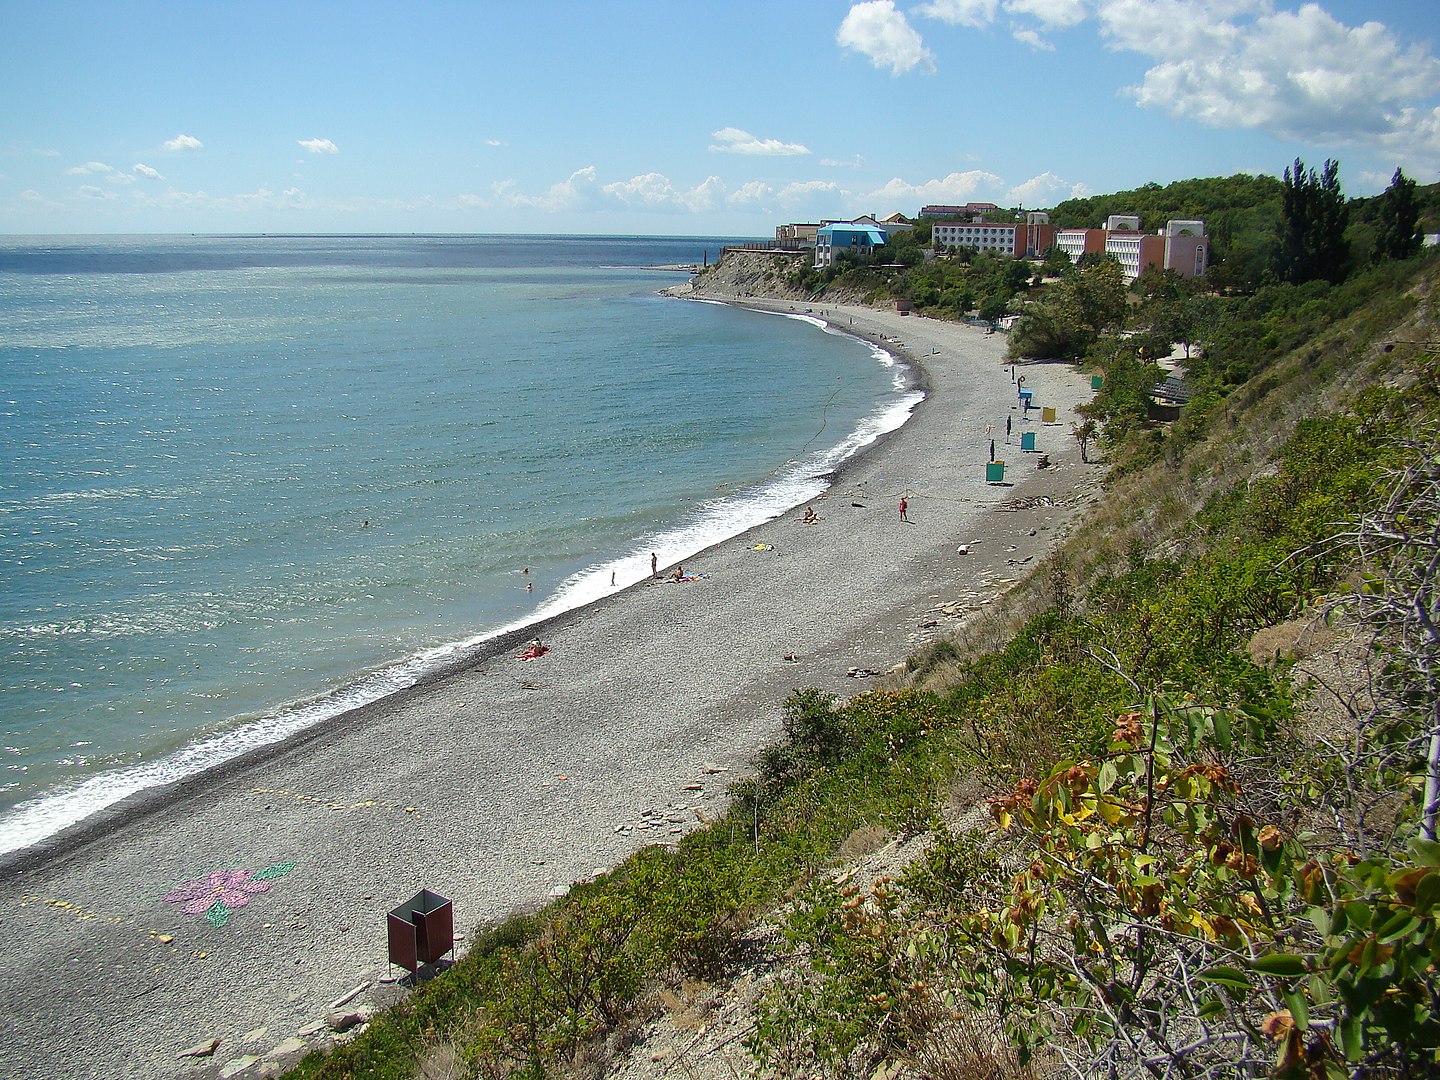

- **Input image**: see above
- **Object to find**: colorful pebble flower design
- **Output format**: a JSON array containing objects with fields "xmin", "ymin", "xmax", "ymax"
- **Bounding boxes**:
[{"xmin": 163, "ymin": 861, "xmax": 297, "ymax": 927}]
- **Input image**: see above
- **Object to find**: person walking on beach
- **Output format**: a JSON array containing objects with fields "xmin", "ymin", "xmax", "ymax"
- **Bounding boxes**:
[{"xmin": 899, "ymin": 496, "xmax": 909, "ymax": 522}]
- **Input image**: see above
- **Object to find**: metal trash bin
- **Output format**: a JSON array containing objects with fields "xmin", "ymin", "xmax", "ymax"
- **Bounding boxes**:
[
  {"xmin": 986, "ymin": 460, "xmax": 1006, "ymax": 484},
  {"xmin": 387, "ymin": 889, "xmax": 454, "ymax": 973}
]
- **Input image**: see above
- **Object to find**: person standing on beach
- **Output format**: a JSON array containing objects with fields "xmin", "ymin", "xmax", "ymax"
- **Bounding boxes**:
[
  {"xmin": 899, "ymin": 496, "xmax": 909, "ymax": 522},
  {"xmin": 650, "ymin": 552, "xmax": 658, "ymax": 579}
]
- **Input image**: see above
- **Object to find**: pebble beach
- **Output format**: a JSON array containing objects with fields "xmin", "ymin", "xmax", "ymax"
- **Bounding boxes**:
[{"xmin": 0, "ymin": 299, "xmax": 1099, "ymax": 1079}]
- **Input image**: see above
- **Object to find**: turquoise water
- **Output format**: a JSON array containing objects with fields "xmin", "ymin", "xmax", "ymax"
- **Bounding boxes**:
[{"xmin": 0, "ymin": 235, "xmax": 918, "ymax": 853}]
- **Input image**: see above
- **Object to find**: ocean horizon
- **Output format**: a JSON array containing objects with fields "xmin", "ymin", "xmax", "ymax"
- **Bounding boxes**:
[{"xmin": 0, "ymin": 234, "xmax": 920, "ymax": 855}]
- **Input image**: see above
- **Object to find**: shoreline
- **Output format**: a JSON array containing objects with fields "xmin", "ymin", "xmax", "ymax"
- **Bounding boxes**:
[
  {"xmin": 0, "ymin": 301, "xmax": 919, "ymax": 869},
  {"xmin": 0, "ymin": 299, "xmax": 1100, "ymax": 1078}
]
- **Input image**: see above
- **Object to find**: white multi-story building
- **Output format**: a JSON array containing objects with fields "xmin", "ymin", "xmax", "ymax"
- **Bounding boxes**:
[{"xmin": 932, "ymin": 212, "xmax": 1054, "ymax": 258}]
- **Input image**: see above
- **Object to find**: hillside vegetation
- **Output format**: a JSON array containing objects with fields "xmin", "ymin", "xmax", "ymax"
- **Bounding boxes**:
[{"xmin": 286, "ymin": 175, "xmax": 1440, "ymax": 1079}]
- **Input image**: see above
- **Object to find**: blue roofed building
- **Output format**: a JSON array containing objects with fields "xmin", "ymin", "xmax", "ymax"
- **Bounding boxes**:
[{"xmin": 814, "ymin": 223, "xmax": 887, "ymax": 268}]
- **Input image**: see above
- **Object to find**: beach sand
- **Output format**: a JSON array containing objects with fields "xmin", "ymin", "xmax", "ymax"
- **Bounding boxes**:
[{"xmin": 0, "ymin": 302, "xmax": 1099, "ymax": 1078}]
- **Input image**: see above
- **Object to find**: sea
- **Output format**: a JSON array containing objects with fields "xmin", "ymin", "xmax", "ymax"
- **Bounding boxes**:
[{"xmin": 0, "ymin": 234, "xmax": 920, "ymax": 856}]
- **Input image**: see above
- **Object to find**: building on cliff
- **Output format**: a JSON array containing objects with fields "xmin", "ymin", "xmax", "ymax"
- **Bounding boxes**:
[
  {"xmin": 919, "ymin": 202, "xmax": 1000, "ymax": 219},
  {"xmin": 812, "ymin": 216, "xmax": 914, "ymax": 267},
  {"xmin": 814, "ymin": 223, "xmax": 887, "ymax": 267},
  {"xmin": 932, "ymin": 211, "xmax": 1056, "ymax": 259},
  {"xmin": 1055, "ymin": 216, "xmax": 1209, "ymax": 282}
]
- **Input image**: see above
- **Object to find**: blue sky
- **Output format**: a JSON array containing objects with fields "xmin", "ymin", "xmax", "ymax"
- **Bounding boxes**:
[{"xmin": 2, "ymin": 0, "xmax": 1437, "ymax": 235}]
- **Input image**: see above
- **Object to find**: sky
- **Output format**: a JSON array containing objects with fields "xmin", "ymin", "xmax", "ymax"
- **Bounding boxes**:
[{"xmin": 2, "ymin": 0, "xmax": 1438, "ymax": 236}]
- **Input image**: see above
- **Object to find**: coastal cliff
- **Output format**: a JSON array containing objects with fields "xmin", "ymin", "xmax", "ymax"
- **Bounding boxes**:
[{"xmin": 667, "ymin": 246, "xmax": 876, "ymax": 306}]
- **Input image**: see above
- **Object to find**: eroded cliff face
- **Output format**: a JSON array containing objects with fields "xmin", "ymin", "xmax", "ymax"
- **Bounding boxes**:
[{"xmin": 665, "ymin": 247, "xmax": 874, "ymax": 306}]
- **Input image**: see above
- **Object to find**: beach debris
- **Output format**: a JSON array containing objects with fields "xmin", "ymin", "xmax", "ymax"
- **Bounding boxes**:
[
  {"xmin": 327, "ymin": 1006, "xmax": 373, "ymax": 1033},
  {"xmin": 846, "ymin": 667, "xmax": 883, "ymax": 678},
  {"xmin": 265, "ymin": 1037, "xmax": 309, "ymax": 1061},
  {"xmin": 177, "ymin": 1038, "xmax": 221, "ymax": 1059},
  {"xmin": 957, "ymin": 544, "xmax": 969, "ymax": 555},
  {"xmin": 218, "ymin": 1055, "xmax": 259, "ymax": 1079},
  {"xmin": 700, "ymin": 762, "xmax": 727, "ymax": 774},
  {"xmin": 328, "ymin": 981, "xmax": 370, "ymax": 1011},
  {"xmin": 242, "ymin": 1027, "xmax": 268, "ymax": 1044},
  {"xmin": 994, "ymin": 494, "xmax": 1055, "ymax": 512}
]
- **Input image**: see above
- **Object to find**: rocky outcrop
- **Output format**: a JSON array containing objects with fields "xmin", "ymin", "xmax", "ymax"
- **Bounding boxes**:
[{"xmin": 665, "ymin": 247, "xmax": 873, "ymax": 306}]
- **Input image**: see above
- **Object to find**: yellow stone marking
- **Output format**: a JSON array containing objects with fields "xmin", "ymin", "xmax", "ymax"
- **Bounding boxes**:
[{"xmin": 18, "ymin": 895, "xmax": 176, "ymax": 943}]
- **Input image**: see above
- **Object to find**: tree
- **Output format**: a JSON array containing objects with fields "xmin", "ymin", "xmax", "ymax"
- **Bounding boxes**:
[
  {"xmin": 1008, "ymin": 261, "xmax": 1129, "ymax": 361},
  {"xmin": 1276, "ymin": 157, "xmax": 1349, "ymax": 285},
  {"xmin": 1040, "ymin": 245, "xmax": 1072, "ymax": 277},
  {"xmin": 1372, "ymin": 166, "xmax": 1423, "ymax": 263}
]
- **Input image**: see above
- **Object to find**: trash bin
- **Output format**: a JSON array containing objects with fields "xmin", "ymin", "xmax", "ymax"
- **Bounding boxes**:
[
  {"xmin": 986, "ymin": 460, "xmax": 1006, "ymax": 484},
  {"xmin": 1041, "ymin": 406, "xmax": 1057, "ymax": 423},
  {"xmin": 1021, "ymin": 431, "xmax": 1037, "ymax": 452},
  {"xmin": 1091, "ymin": 374, "xmax": 1104, "ymax": 390},
  {"xmin": 387, "ymin": 889, "xmax": 454, "ymax": 973}
]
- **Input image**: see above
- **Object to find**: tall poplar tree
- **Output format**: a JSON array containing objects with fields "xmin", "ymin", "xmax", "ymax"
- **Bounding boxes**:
[
  {"xmin": 1372, "ymin": 167, "xmax": 1423, "ymax": 262},
  {"xmin": 1277, "ymin": 157, "xmax": 1349, "ymax": 285}
]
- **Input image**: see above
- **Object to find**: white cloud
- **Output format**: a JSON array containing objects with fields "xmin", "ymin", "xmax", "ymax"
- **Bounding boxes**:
[
  {"xmin": 864, "ymin": 169, "xmax": 1004, "ymax": 206},
  {"xmin": 709, "ymin": 127, "xmax": 810, "ymax": 156},
  {"xmin": 1095, "ymin": 0, "xmax": 1440, "ymax": 169},
  {"xmin": 75, "ymin": 184, "xmax": 117, "ymax": 201},
  {"xmin": 1012, "ymin": 27, "xmax": 1053, "ymax": 50},
  {"xmin": 66, "ymin": 161, "xmax": 134, "ymax": 184},
  {"xmin": 1006, "ymin": 171, "xmax": 1090, "ymax": 205},
  {"xmin": 727, "ymin": 180, "xmax": 773, "ymax": 207},
  {"xmin": 133, "ymin": 163, "xmax": 163, "ymax": 180},
  {"xmin": 837, "ymin": 1, "xmax": 936, "ymax": 75},
  {"xmin": 1006, "ymin": 0, "xmax": 1087, "ymax": 28},
  {"xmin": 163, "ymin": 134, "xmax": 203, "ymax": 152},
  {"xmin": 492, "ymin": 166, "xmax": 598, "ymax": 213},
  {"xmin": 298, "ymin": 138, "xmax": 338, "ymax": 155},
  {"xmin": 915, "ymin": 0, "xmax": 998, "ymax": 27},
  {"xmin": 820, "ymin": 155, "xmax": 868, "ymax": 169},
  {"xmin": 484, "ymin": 139, "xmax": 506, "ymax": 147},
  {"xmin": 602, "ymin": 172, "xmax": 724, "ymax": 213},
  {"xmin": 776, "ymin": 180, "xmax": 842, "ymax": 209}
]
